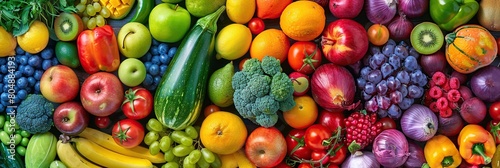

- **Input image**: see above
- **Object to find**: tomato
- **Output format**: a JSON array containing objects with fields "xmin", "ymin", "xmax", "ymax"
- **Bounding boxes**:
[
  {"xmin": 311, "ymin": 150, "xmax": 329, "ymax": 166},
  {"xmin": 288, "ymin": 41, "xmax": 322, "ymax": 75},
  {"xmin": 112, "ymin": 119, "xmax": 145, "ymax": 148},
  {"xmin": 304, "ymin": 124, "xmax": 332, "ymax": 151},
  {"xmin": 298, "ymin": 163, "xmax": 313, "ymax": 168},
  {"xmin": 248, "ymin": 18, "xmax": 265, "ymax": 35},
  {"xmin": 238, "ymin": 58, "xmax": 249, "ymax": 71},
  {"xmin": 379, "ymin": 117, "xmax": 397, "ymax": 130},
  {"xmin": 204, "ymin": 104, "xmax": 220, "ymax": 117},
  {"xmin": 317, "ymin": 110, "xmax": 345, "ymax": 134},
  {"xmin": 486, "ymin": 120, "xmax": 500, "ymax": 144},
  {"xmin": 121, "ymin": 87, "xmax": 153, "ymax": 120},
  {"xmin": 94, "ymin": 116, "xmax": 111, "ymax": 129},
  {"xmin": 367, "ymin": 24, "xmax": 389, "ymax": 46},
  {"xmin": 328, "ymin": 164, "xmax": 340, "ymax": 168},
  {"xmin": 489, "ymin": 101, "xmax": 500, "ymax": 121},
  {"xmin": 274, "ymin": 161, "xmax": 292, "ymax": 168},
  {"xmin": 286, "ymin": 129, "xmax": 312, "ymax": 160},
  {"xmin": 329, "ymin": 143, "xmax": 347, "ymax": 165},
  {"xmin": 283, "ymin": 95, "xmax": 318, "ymax": 129}
]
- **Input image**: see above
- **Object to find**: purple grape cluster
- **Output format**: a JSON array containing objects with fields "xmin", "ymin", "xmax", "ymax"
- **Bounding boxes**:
[
  {"xmin": 357, "ymin": 40, "xmax": 427, "ymax": 119},
  {"xmin": 0, "ymin": 47, "xmax": 59, "ymax": 113},
  {"xmin": 140, "ymin": 39, "xmax": 177, "ymax": 92}
]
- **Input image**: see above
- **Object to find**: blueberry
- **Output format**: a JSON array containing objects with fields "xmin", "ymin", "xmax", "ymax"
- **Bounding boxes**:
[
  {"xmin": 3, "ymin": 84, "xmax": 8, "ymax": 93},
  {"xmin": 27, "ymin": 77, "xmax": 36, "ymax": 87},
  {"xmin": 143, "ymin": 74, "xmax": 153, "ymax": 86},
  {"xmin": 24, "ymin": 52, "xmax": 32, "ymax": 57},
  {"xmin": 0, "ymin": 58, "xmax": 6, "ymax": 65},
  {"xmin": 17, "ymin": 89, "xmax": 27, "ymax": 100},
  {"xmin": 144, "ymin": 62, "xmax": 152, "ymax": 73},
  {"xmin": 23, "ymin": 65, "xmax": 35, "ymax": 76},
  {"xmin": 34, "ymin": 82, "xmax": 40, "ymax": 93},
  {"xmin": 34, "ymin": 70, "xmax": 44, "ymax": 80},
  {"xmin": 41, "ymin": 48, "xmax": 54, "ymax": 59},
  {"xmin": 14, "ymin": 71, "xmax": 22, "ymax": 79},
  {"xmin": 18, "ymin": 55, "xmax": 28, "ymax": 65},
  {"xmin": 51, "ymin": 57, "xmax": 59, "ymax": 66},
  {"xmin": 0, "ymin": 84, "xmax": 3, "ymax": 92},
  {"xmin": 152, "ymin": 39, "xmax": 159, "ymax": 46},
  {"xmin": 25, "ymin": 87, "xmax": 31, "ymax": 94},
  {"xmin": 28, "ymin": 55, "xmax": 42, "ymax": 68},
  {"xmin": 160, "ymin": 65, "xmax": 168, "ymax": 75},
  {"xmin": 15, "ymin": 46, "xmax": 25, "ymax": 55},
  {"xmin": 158, "ymin": 43, "xmax": 169, "ymax": 55},
  {"xmin": 16, "ymin": 77, "xmax": 28, "ymax": 89},
  {"xmin": 13, "ymin": 96, "xmax": 21, "ymax": 104},
  {"xmin": 141, "ymin": 52, "xmax": 152, "ymax": 62},
  {"xmin": 0, "ymin": 104, "xmax": 4, "ymax": 113},
  {"xmin": 42, "ymin": 59, "xmax": 52, "ymax": 70},
  {"xmin": 1, "ymin": 65, "xmax": 8, "ymax": 74},
  {"xmin": 0, "ymin": 93, "xmax": 9, "ymax": 102},
  {"xmin": 3, "ymin": 75, "xmax": 10, "ymax": 84},
  {"xmin": 151, "ymin": 46, "xmax": 159, "ymax": 56},
  {"xmin": 154, "ymin": 76, "xmax": 161, "ymax": 85},
  {"xmin": 159, "ymin": 54, "xmax": 169, "ymax": 64},
  {"xmin": 168, "ymin": 47, "xmax": 177, "ymax": 57},
  {"xmin": 151, "ymin": 56, "xmax": 160, "ymax": 65},
  {"xmin": 149, "ymin": 64, "xmax": 160, "ymax": 76}
]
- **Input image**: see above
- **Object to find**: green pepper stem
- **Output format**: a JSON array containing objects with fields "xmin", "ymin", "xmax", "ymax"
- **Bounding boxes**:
[
  {"xmin": 472, "ymin": 143, "xmax": 492, "ymax": 165},
  {"xmin": 421, "ymin": 163, "xmax": 430, "ymax": 168},
  {"xmin": 441, "ymin": 156, "xmax": 454, "ymax": 167}
]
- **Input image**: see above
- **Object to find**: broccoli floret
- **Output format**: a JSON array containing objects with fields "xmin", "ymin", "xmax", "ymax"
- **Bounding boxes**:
[
  {"xmin": 242, "ymin": 58, "xmax": 263, "ymax": 75},
  {"xmin": 15, "ymin": 94, "xmax": 55, "ymax": 134},
  {"xmin": 255, "ymin": 113, "xmax": 279, "ymax": 128},
  {"xmin": 261, "ymin": 56, "xmax": 282, "ymax": 76},
  {"xmin": 232, "ymin": 71, "xmax": 250, "ymax": 90},
  {"xmin": 254, "ymin": 95, "xmax": 279, "ymax": 115},
  {"xmin": 247, "ymin": 74, "xmax": 271, "ymax": 98},
  {"xmin": 279, "ymin": 95, "xmax": 297, "ymax": 112},
  {"xmin": 270, "ymin": 73, "xmax": 294, "ymax": 101}
]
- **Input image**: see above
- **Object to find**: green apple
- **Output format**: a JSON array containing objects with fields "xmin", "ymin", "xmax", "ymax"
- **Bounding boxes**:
[
  {"xmin": 118, "ymin": 58, "xmax": 147, "ymax": 87},
  {"xmin": 149, "ymin": 3, "xmax": 191, "ymax": 43},
  {"xmin": 162, "ymin": 0, "xmax": 183, "ymax": 3},
  {"xmin": 117, "ymin": 22, "xmax": 152, "ymax": 58}
]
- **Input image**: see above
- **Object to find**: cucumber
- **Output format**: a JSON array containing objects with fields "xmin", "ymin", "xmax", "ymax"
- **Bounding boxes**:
[
  {"xmin": 0, "ymin": 143, "xmax": 24, "ymax": 168},
  {"xmin": 154, "ymin": 6, "xmax": 226, "ymax": 130}
]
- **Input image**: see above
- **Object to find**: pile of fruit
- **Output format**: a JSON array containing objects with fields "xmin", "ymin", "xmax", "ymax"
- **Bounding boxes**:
[{"xmin": 1, "ymin": 0, "xmax": 500, "ymax": 167}]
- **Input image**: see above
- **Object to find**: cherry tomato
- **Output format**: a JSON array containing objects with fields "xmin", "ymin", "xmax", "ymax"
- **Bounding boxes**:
[
  {"xmin": 311, "ymin": 150, "xmax": 329, "ymax": 166},
  {"xmin": 121, "ymin": 87, "xmax": 153, "ymax": 120},
  {"xmin": 328, "ymin": 164, "xmax": 340, "ymax": 168},
  {"xmin": 95, "ymin": 116, "xmax": 111, "ymax": 129},
  {"xmin": 329, "ymin": 143, "xmax": 347, "ymax": 165},
  {"xmin": 304, "ymin": 124, "xmax": 332, "ymax": 151},
  {"xmin": 298, "ymin": 163, "xmax": 313, "ymax": 168},
  {"xmin": 379, "ymin": 117, "xmax": 397, "ymax": 130},
  {"xmin": 286, "ymin": 129, "xmax": 313, "ymax": 160},
  {"xmin": 486, "ymin": 120, "xmax": 500, "ymax": 144},
  {"xmin": 489, "ymin": 101, "xmax": 500, "ymax": 121},
  {"xmin": 112, "ymin": 119, "xmax": 145, "ymax": 148},
  {"xmin": 238, "ymin": 58, "xmax": 249, "ymax": 71},
  {"xmin": 204, "ymin": 104, "xmax": 220, "ymax": 117},
  {"xmin": 274, "ymin": 161, "xmax": 292, "ymax": 168},
  {"xmin": 283, "ymin": 95, "xmax": 318, "ymax": 129},
  {"xmin": 288, "ymin": 41, "xmax": 322, "ymax": 75},
  {"xmin": 317, "ymin": 110, "xmax": 345, "ymax": 134},
  {"xmin": 247, "ymin": 18, "xmax": 265, "ymax": 35},
  {"xmin": 367, "ymin": 24, "xmax": 389, "ymax": 46}
]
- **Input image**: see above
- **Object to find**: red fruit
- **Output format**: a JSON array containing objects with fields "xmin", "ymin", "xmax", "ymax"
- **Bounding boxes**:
[
  {"xmin": 449, "ymin": 77, "xmax": 460, "ymax": 90},
  {"xmin": 449, "ymin": 102, "xmax": 459, "ymax": 110},
  {"xmin": 429, "ymin": 102, "xmax": 439, "ymax": 113},
  {"xmin": 440, "ymin": 108, "xmax": 453, "ymax": 118},
  {"xmin": 436, "ymin": 97, "xmax": 449, "ymax": 111},
  {"xmin": 441, "ymin": 80, "xmax": 451, "ymax": 91},
  {"xmin": 432, "ymin": 71, "xmax": 447, "ymax": 86},
  {"xmin": 447, "ymin": 89, "xmax": 461, "ymax": 103},
  {"xmin": 344, "ymin": 110, "xmax": 382, "ymax": 153},
  {"xmin": 428, "ymin": 86, "xmax": 443, "ymax": 99}
]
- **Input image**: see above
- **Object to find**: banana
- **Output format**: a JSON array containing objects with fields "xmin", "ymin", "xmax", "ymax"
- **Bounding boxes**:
[
  {"xmin": 72, "ymin": 138, "xmax": 154, "ymax": 168},
  {"xmin": 78, "ymin": 127, "xmax": 166, "ymax": 163},
  {"xmin": 56, "ymin": 140, "xmax": 101, "ymax": 168}
]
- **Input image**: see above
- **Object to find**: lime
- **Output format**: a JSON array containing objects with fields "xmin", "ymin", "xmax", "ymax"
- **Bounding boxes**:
[
  {"xmin": 208, "ymin": 62, "xmax": 235, "ymax": 107},
  {"xmin": 185, "ymin": 0, "xmax": 225, "ymax": 18},
  {"xmin": 215, "ymin": 24, "xmax": 252, "ymax": 61},
  {"xmin": 55, "ymin": 41, "xmax": 80, "ymax": 68}
]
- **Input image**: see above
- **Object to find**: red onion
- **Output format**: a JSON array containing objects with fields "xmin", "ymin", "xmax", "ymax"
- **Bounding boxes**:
[
  {"xmin": 311, "ymin": 63, "xmax": 357, "ymax": 111},
  {"xmin": 404, "ymin": 141, "xmax": 425, "ymax": 168},
  {"xmin": 420, "ymin": 50, "xmax": 447, "ymax": 76},
  {"xmin": 365, "ymin": 0, "xmax": 397, "ymax": 24},
  {"xmin": 438, "ymin": 111, "xmax": 464, "ymax": 137},
  {"xmin": 341, "ymin": 151, "xmax": 380, "ymax": 168},
  {"xmin": 397, "ymin": 0, "xmax": 429, "ymax": 18},
  {"xmin": 471, "ymin": 66, "xmax": 500, "ymax": 103},
  {"xmin": 459, "ymin": 86, "xmax": 475, "ymax": 100},
  {"xmin": 401, "ymin": 104, "xmax": 438, "ymax": 141},
  {"xmin": 387, "ymin": 14, "xmax": 414, "ymax": 41},
  {"xmin": 451, "ymin": 70, "xmax": 468, "ymax": 85},
  {"xmin": 372, "ymin": 129, "xmax": 409, "ymax": 167},
  {"xmin": 460, "ymin": 97, "xmax": 487, "ymax": 124}
]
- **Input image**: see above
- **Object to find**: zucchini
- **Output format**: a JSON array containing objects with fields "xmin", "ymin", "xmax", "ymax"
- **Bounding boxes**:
[
  {"xmin": 1, "ymin": 143, "xmax": 24, "ymax": 168},
  {"xmin": 154, "ymin": 6, "xmax": 226, "ymax": 130}
]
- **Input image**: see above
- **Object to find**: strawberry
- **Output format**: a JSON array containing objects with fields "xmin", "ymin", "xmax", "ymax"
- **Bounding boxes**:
[{"xmin": 344, "ymin": 110, "xmax": 382, "ymax": 153}]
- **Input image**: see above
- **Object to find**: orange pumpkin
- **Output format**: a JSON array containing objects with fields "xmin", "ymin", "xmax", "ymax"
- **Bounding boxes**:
[{"xmin": 445, "ymin": 24, "xmax": 497, "ymax": 74}]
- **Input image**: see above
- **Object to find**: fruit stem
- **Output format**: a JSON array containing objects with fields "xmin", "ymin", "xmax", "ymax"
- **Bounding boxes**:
[{"xmin": 122, "ymin": 31, "xmax": 133, "ymax": 49}]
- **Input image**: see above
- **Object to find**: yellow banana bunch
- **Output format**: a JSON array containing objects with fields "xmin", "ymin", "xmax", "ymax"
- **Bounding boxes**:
[{"xmin": 56, "ymin": 140, "xmax": 101, "ymax": 168}]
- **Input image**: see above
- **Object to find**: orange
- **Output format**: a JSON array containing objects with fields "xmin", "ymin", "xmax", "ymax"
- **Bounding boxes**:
[
  {"xmin": 250, "ymin": 29, "xmax": 290, "ymax": 63},
  {"xmin": 283, "ymin": 95, "xmax": 318, "ymax": 129},
  {"xmin": 256, "ymin": 0, "xmax": 292, "ymax": 19},
  {"xmin": 199, "ymin": 111, "xmax": 248, "ymax": 155},
  {"xmin": 280, "ymin": 1, "xmax": 326, "ymax": 42},
  {"xmin": 17, "ymin": 20, "xmax": 49, "ymax": 54}
]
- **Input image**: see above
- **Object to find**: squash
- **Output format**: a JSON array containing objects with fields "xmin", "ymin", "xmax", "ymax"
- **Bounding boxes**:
[
  {"xmin": 445, "ymin": 24, "xmax": 497, "ymax": 74},
  {"xmin": 154, "ymin": 6, "xmax": 226, "ymax": 130}
]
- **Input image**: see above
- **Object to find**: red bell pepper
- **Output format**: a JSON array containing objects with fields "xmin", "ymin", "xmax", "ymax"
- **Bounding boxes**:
[{"xmin": 77, "ymin": 25, "xmax": 120, "ymax": 74}]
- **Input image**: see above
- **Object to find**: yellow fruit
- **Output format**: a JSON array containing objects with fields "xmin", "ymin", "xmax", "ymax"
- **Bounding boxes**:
[
  {"xmin": 249, "ymin": 28, "xmax": 290, "ymax": 63},
  {"xmin": 200, "ymin": 111, "xmax": 247, "ymax": 155},
  {"xmin": 0, "ymin": 26, "xmax": 16, "ymax": 57},
  {"xmin": 280, "ymin": 1, "xmax": 326, "ymax": 41},
  {"xmin": 215, "ymin": 24, "xmax": 252, "ymax": 60},
  {"xmin": 226, "ymin": 0, "xmax": 255, "ymax": 24},
  {"xmin": 17, "ymin": 21, "xmax": 49, "ymax": 54},
  {"xmin": 219, "ymin": 149, "xmax": 256, "ymax": 168},
  {"xmin": 100, "ymin": 0, "xmax": 135, "ymax": 19}
]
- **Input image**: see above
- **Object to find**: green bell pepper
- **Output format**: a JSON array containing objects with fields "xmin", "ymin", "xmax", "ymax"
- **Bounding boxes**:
[{"xmin": 429, "ymin": 0, "xmax": 479, "ymax": 32}]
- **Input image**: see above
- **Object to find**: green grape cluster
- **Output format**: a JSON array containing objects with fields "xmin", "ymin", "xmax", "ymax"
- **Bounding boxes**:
[
  {"xmin": 0, "ymin": 115, "xmax": 31, "ymax": 157},
  {"xmin": 145, "ymin": 118, "xmax": 222, "ymax": 168},
  {"xmin": 75, "ymin": 0, "xmax": 110, "ymax": 29}
]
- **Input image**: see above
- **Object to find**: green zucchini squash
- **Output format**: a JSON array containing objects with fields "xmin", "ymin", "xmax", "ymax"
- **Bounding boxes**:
[
  {"xmin": 1, "ymin": 142, "xmax": 25, "ymax": 168},
  {"xmin": 154, "ymin": 6, "xmax": 226, "ymax": 130}
]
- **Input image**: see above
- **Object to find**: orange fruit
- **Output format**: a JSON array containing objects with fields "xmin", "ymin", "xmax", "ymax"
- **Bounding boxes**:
[
  {"xmin": 250, "ymin": 29, "xmax": 290, "ymax": 63},
  {"xmin": 17, "ymin": 20, "xmax": 50, "ymax": 54},
  {"xmin": 280, "ymin": 1, "xmax": 326, "ymax": 41},
  {"xmin": 283, "ymin": 95, "xmax": 318, "ymax": 129},
  {"xmin": 256, "ymin": 0, "xmax": 292, "ymax": 19},
  {"xmin": 199, "ymin": 111, "xmax": 248, "ymax": 155}
]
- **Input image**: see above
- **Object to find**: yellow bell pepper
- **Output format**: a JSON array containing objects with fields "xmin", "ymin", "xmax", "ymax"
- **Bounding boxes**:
[
  {"xmin": 424, "ymin": 135, "xmax": 462, "ymax": 168},
  {"xmin": 458, "ymin": 124, "xmax": 496, "ymax": 165}
]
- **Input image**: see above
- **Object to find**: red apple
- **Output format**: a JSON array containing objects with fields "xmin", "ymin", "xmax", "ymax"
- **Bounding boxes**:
[
  {"xmin": 40, "ymin": 65, "xmax": 79, "ymax": 103},
  {"xmin": 329, "ymin": 0, "xmax": 364, "ymax": 19},
  {"xmin": 53, "ymin": 101, "xmax": 89, "ymax": 135},
  {"xmin": 80, "ymin": 72, "xmax": 124, "ymax": 117},
  {"xmin": 312, "ymin": 0, "xmax": 329, "ymax": 7},
  {"xmin": 321, "ymin": 19, "xmax": 368, "ymax": 66},
  {"xmin": 245, "ymin": 127, "xmax": 287, "ymax": 168},
  {"xmin": 289, "ymin": 72, "xmax": 310, "ymax": 96}
]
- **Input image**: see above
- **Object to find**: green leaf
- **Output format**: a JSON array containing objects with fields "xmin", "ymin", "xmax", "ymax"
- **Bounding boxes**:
[
  {"xmin": 59, "ymin": 0, "xmax": 67, "ymax": 7},
  {"xmin": 13, "ymin": 20, "xmax": 30, "ymax": 36},
  {"xmin": 21, "ymin": 6, "xmax": 30, "ymax": 26}
]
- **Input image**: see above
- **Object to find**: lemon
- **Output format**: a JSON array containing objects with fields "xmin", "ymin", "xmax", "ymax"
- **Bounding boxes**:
[
  {"xmin": 226, "ymin": 0, "xmax": 255, "ymax": 24},
  {"xmin": 0, "ymin": 26, "xmax": 17, "ymax": 57},
  {"xmin": 17, "ymin": 21, "xmax": 50, "ymax": 54},
  {"xmin": 215, "ymin": 24, "xmax": 252, "ymax": 60}
]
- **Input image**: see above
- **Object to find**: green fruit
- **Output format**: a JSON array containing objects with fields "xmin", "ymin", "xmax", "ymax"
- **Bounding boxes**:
[
  {"xmin": 185, "ymin": 0, "xmax": 226, "ymax": 18},
  {"xmin": 49, "ymin": 160, "xmax": 67, "ymax": 168},
  {"xmin": 162, "ymin": 0, "xmax": 184, "ymax": 3},
  {"xmin": 208, "ymin": 62, "xmax": 235, "ymax": 107},
  {"xmin": 54, "ymin": 12, "xmax": 84, "ymax": 41},
  {"xmin": 55, "ymin": 41, "xmax": 80, "ymax": 68},
  {"xmin": 25, "ymin": 132, "xmax": 57, "ymax": 168},
  {"xmin": 410, "ymin": 22, "xmax": 444, "ymax": 55}
]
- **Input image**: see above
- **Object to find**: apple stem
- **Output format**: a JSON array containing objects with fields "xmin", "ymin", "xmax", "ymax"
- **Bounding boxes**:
[
  {"xmin": 122, "ymin": 31, "xmax": 133, "ymax": 49},
  {"xmin": 292, "ymin": 78, "xmax": 302, "ymax": 85},
  {"xmin": 174, "ymin": 4, "xmax": 179, "ymax": 11}
]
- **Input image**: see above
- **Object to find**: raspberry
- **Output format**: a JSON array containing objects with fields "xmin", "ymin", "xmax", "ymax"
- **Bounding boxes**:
[
  {"xmin": 447, "ymin": 89, "xmax": 461, "ymax": 103},
  {"xmin": 432, "ymin": 71, "xmax": 447, "ymax": 86},
  {"xmin": 429, "ymin": 102, "xmax": 439, "ymax": 113},
  {"xmin": 439, "ymin": 107, "xmax": 452, "ymax": 118},
  {"xmin": 436, "ymin": 97, "xmax": 449, "ymax": 111},
  {"xmin": 441, "ymin": 80, "xmax": 451, "ymax": 91},
  {"xmin": 449, "ymin": 77, "xmax": 460, "ymax": 90},
  {"xmin": 448, "ymin": 102, "xmax": 459, "ymax": 110},
  {"xmin": 428, "ymin": 86, "xmax": 443, "ymax": 99}
]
